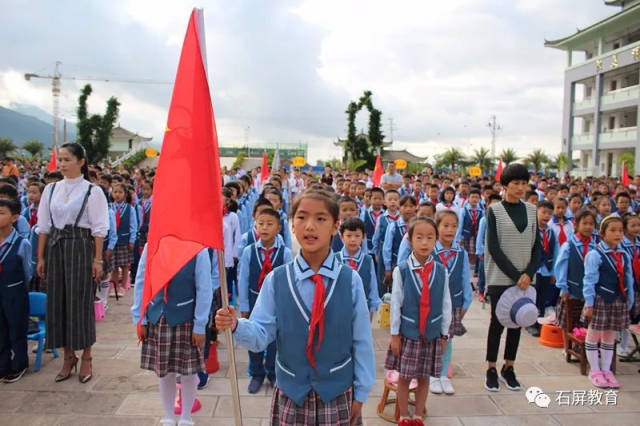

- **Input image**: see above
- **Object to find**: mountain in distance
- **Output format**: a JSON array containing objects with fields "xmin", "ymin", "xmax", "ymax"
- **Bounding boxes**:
[{"xmin": 0, "ymin": 104, "xmax": 77, "ymax": 147}]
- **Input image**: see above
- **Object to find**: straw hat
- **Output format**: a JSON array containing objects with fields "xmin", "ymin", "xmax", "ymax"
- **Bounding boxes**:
[{"xmin": 495, "ymin": 285, "xmax": 538, "ymax": 329}]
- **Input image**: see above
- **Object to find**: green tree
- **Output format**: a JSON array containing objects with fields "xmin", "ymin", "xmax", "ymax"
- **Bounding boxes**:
[
  {"xmin": 76, "ymin": 84, "xmax": 120, "ymax": 164},
  {"xmin": 470, "ymin": 147, "xmax": 494, "ymax": 172},
  {"xmin": 499, "ymin": 148, "xmax": 518, "ymax": 165},
  {"xmin": 232, "ymin": 152, "xmax": 247, "ymax": 169},
  {"xmin": 326, "ymin": 158, "xmax": 344, "ymax": 170},
  {"xmin": 0, "ymin": 137, "xmax": 17, "ymax": 159},
  {"xmin": 619, "ymin": 153, "xmax": 635, "ymax": 175},
  {"xmin": 343, "ymin": 90, "xmax": 384, "ymax": 169},
  {"xmin": 345, "ymin": 101, "xmax": 358, "ymax": 164},
  {"xmin": 436, "ymin": 148, "xmax": 466, "ymax": 172},
  {"xmin": 553, "ymin": 152, "xmax": 570, "ymax": 173},
  {"xmin": 22, "ymin": 139, "xmax": 45, "ymax": 159},
  {"xmin": 525, "ymin": 148, "xmax": 551, "ymax": 173}
]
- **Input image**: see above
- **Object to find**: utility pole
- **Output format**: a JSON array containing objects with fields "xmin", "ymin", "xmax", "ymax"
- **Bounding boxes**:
[
  {"xmin": 388, "ymin": 117, "xmax": 395, "ymax": 142},
  {"xmin": 52, "ymin": 61, "xmax": 61, "ymax": 147},
  {"xmin": 487, "ymin": 115, "xmax": 503, "ymax": 157}
]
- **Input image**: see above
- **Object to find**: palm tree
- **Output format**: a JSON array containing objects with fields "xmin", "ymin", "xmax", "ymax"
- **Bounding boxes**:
[
  {"xmin": 470, "ymin": 147, "xmax": 494, "ymax": 172},
  {"xmin": 499, "ymin": 148, "xmax": 518, "ymax": 165},
  {"xmin": 0, "ymin": 137, "xmax": 17, "ymax": 159},
  {"xmin": 436, "ymin": 147, "xmax": 466, "ymax": 172},
  {"xmin": 619, "ymin": 153, "xmax": 635, "ymax": 175},
  {"xmin": 553, "ymin": 152, "xmax": 570, "ymax": 173},
  {"xmin": 22, "ymin": 140, "xmax": 45, "ymax": 159},
  {"xmin": 525, "ymin": 149, "xmax": 551, "ymax": 173}
]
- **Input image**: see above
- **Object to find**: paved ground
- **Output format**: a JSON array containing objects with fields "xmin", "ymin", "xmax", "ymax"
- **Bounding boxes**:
[{"xmin": 2, "ymin": 289, "xmax": 640, "ymax": 425}]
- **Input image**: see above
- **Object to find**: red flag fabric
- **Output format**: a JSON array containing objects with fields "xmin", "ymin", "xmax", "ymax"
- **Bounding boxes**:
[
  {"xmin": 139, "ymin": 8, "xmax": 223, "ymax": 331},
  {"xmin": 372, "ymin": 154, "xmax": 383, "ymax": 187},
  {"xmin": 622, "ymin": 162, "xmax": 630, "ymax": 186},
  {"xmin": 48, "ymin": 147, "xmax": 57, "ymax": 171},
  {"xmin": 260, "ymin": 151, "xmax": 269, "ymax": 184},
  {"xmin": 495, "ymin": 158, "xmax": 503, "ymax": 182}
]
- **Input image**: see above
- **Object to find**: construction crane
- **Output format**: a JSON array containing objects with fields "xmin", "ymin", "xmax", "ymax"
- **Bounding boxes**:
[{"xmin": 24, "ymin": 61, "xmax": 172, "ymax": 146}]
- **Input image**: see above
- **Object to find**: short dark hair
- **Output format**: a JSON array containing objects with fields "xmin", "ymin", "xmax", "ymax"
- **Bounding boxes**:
[
  {"xmin": 525, "ymin": 190, "xmax": 538, "ymax": 200},
  {"xmin": 0, "ymin": 183, "xmax": 18, "ymax": 200},
  {"xmin": 469, "ymin": 189, "xmax": 481, "ymax": 196},
  {"xmin": 553, "ymin": 197, "xmax": 568, "ymax": 206},
  {"xmin": 407, "ymin": 216, "xmax": 438, "ymax": 240},
  {"xmin": 568, "ymin": 192, "xmax": 583, "ymax": 202},
  {"xmin": 290, "ymin": 189, "xmax": 339, "ymax": 222},
  {"xmin": 340, "ymin": 217, "xmax": 365, "ymax": 235},
  {"xmin": 338, "ymin": 196, "xmax": 358, "ymax": 208},
  {"xmin": 500, "ymin": 163, "xmax": 529, "ymax": 187},
  {"xmin": 385, "ymin": 189, "xmax": 399, "ymax": 197},
  {"xmin": 615, "ymin": 191, "xmax": 631, "ymax": 202},
  {"xmin": 537, "ymin": 200, "xmax": 554, "ymax": 211},
  {"xmin": 575, "ymin": 207, "xmax": 596, "ymax": 226},
  {"xmin": 252, "ymin": 197, "xmax": 274, "ymax": 216},
  {"xmin": 0, "ymin": 198, "xmax": 21, "ymax": 215},
  {"xmin": 399, "ymin": 195, "xmax": 418, "ymax": 207},
  {"xmin": 488, "ymin": 193, "xmax": 502, "ymax": 203},
  {"xmin": 435, "ymin": 209, "xmax": 458, "ymax": 226},
  {"xmin": 256, "ymin": 207, "xmax": 281, "ymax": 222}
]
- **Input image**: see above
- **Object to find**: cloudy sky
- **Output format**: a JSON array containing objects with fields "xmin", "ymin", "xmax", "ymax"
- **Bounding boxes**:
[{"xmin": 0, "ymin": 0, "xmax": 618, "ymax": 163}]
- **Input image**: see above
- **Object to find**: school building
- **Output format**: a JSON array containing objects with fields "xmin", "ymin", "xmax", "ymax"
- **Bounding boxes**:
[{"xmin": 545, "ymin": 0, "xmax": 640, "ymax": 178}]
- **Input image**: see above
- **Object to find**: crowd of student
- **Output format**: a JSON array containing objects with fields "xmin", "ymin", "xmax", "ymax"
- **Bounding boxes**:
[{"xmin": 1, "ymin": 149, "xmax": 639, "ymax": 425}]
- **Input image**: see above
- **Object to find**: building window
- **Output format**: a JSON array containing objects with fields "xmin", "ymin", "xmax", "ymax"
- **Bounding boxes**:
[
  {"xmin": 613, "ymin": 42, "xmax": 620, "ymax": 50},
  {"xmin": 610, "ymin": 80, "xmax": 617, "ymax": 91},
  {"xmin": 609, "ymin": 116, "xmax": 616, "ymax": 130},
  {"xmin": 128, "ymin": 139, "xmax": 133, "ymax": 150}
]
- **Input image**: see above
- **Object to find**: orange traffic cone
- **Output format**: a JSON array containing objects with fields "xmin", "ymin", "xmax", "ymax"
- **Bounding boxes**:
[{"xmin": 205, "ymin": 341, "xmax": 219, "ymax": 373}]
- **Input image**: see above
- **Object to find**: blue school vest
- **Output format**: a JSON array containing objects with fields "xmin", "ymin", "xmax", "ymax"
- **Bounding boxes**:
[
  {"xmin": 362, "ymin": 210, "xmax": 379, "ymax": 252},
  {"xmin": 398, "ymin": 261, "xmax": 446, "ymax": 340},
  {"xmin": 331, "ymin": 234, "xmax": 343, "ymax": 252},
  {"xmin": 146, "ymin": 257, "xmax": 198, "ymax": 327},
  {"xmin": 433, "ymin": 248, "xmax": 464, "ymax": 307},
  {"xmin": 461, "ymin": 207, "xmax": 483, "ymax": 239},
  {"xmin": 376, "ymin": 216, "xmax": 393, "ymax": 253},
  {"xmin": 272, "ymin": 263, "xmax": 354, "ymax": 406},
  {"xmin": 390, "ymin": 221, "xmax": 406, "ymax": 269},
  {"xmin": 0, "ymin": 235, "xmax": 26, "ymax": 294},
  {"xmin": 140, "ymin": 202, "xmax": 151, "ymax": 233},
  {"xmin": 567, "ymin": 239, "xmax": 587, "ymax": 300},
  {"xmin": 335, "ymin": 252, "xmax": 373, "ymax": 306},
  {"xmin": 594, "ymin": 247, "xmax": 628, "ymax": 303},
  {"xmin": 115, "ymin": 204, "xmax": 131, "ymax": 246},
  {"xmin": 537, "ymin": 229, "xmax": 557, "ymax": 271},
  {"xmin": 247, "ymin": 243, "xmax": 286, "ymax": 310}
]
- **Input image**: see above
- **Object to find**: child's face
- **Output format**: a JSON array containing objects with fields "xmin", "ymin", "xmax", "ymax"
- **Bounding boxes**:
[
  {"xmin": 468, "ymin": 193, "xmax": 480, "ymax": 206},
  {"xmin": 403, "ymin": 177, "xmax": 411, "ymax": 186},
  {"xmin": 559, "ymin": 189, "xmax": 569, "ymax": 199},
  {"xmin": 342, "ymin": 229, "xmax": 364, "ymax": 254},
  {"xmin": 256, "ymin": 213, "xmax": 280, "ymax": 244},
  {"xmin": 350, "ymin": 184, "xmax": 357, "ymax": 195},
  {"xmin": 546, "ymin": 189, "xmax": 558, "ymax": 202},
  {"xmin": 460, "ymin": 184, "xmax": 470, "ymax": 195},
  {"xmin": 598, "ymin": 198, "xmax": 611, "ymax": 216},
  {"xmin": 99, "ymin": 179, "xmax": 110, "ymax": 190},
  {"xmin": 357, "ymin": 185, "xmax": 366, "ymax": 199},
  {"xmin": 385, "ymin": 193, "xmax": 399, "ymax": 211},
  {"xmin": 0, "ymin": 206, "xmax": 18, "ymax": 229},
  {"xmin": 371, "ymin": 192, "xmax": 384, "ymax": 210},
  {"xmin": 527, "ymin": 194, "xmax": 539, "ymax": 204},
  {"xmin": 292, "ymin": 198, "xmax": 338, "ymax": 255},
  {"xmin": 142, "ymin": 183, "xmax": 153, "ymax": 198},
  {"xmin": 411, "ymin": 222, "xmax": 437, "ymax": 259},
  {"xmin": 577, "ymin": 216, "xmax": 595, "ymax": 239},
  {"xmin": 418, "ymin": 205, "xmax": 435, "ymax": 218},
  {"xmin": 265, "ymin": 193, "xmax": 282, "ymax": 211},
  {"xmin": 399, "ymin": 201, "xmax": 417, "ymax": 221},
  {"xmin": 617, "ymin": 197, "xmax": 630, "ymax": 212},
  {"xmin": 429, "ymin": 187, "xmax": 439, "ymax": 199},
  {"xmin": 363, "ymin": 191, "xmax": 371, "ymax": 205},
  {"xmin": 112, "ymin": 187, "xmax": 126, "ymax": 202},
  {"xmin": 414, "ymin": 182, "xmax": 422, "ymax": 192},
  {"xmin": 626, "ymin": 217, "xmax": 640, "ymax": 239},
  {"xmin": 553, "ymin": 201, "xmax": 567, "ymax": 218},
  {"xmin": 339, "ymin": 202, "xmax": 359, "ymax": 221},
  {"xmin": 537, "ymin": 207, "xmax": 553, "ymax": 228},
  {"xmin": 602, "ymin": 221, "xmax": 624, "ymax": 247},
  {"xmin": 599, "ymin": 184, "xmax": 609, "ymax": 194},
  {"xmin": 443, "ymin": 190, "xmax": 454, "ymax": 203},
  {"xmin": 27, "ymin": 186, "xmax": 41, "ymax": 204},
  {"xmin": 569, "ymin": 197, "xmax": 582, "ymax": 213},
  {"xmin": 437, "ymin": 214, "xmax": 458, "ymax": 245}
]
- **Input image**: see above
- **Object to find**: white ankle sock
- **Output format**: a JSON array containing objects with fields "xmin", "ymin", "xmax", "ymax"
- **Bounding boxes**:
[
  {"xmin": 180, "ymin": 374, "xmax": 198, "ymax": 421},
  {"xmin": 158, "ymin": 373, "xmax": 177, "ymax": 420},
  {"xmin": 585, "ymin": 341, "xmax": 600, "ymax": 372},
  {"xmin": 599, "ymin": 342, "xmax": 615, "ymax": 372}
]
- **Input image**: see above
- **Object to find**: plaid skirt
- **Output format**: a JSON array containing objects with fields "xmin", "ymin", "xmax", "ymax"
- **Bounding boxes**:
[
  {"xmin": 580, "ymin": 295, "xmax": 630, "ymax": 332},
  {"xmin": 633, "ymin": 288, "xmax": 640, "ymax": 319},
  {"xmin": 384, "ymin": 335, "xmax": 443, "ymax": 380},
  {"xmin": 102, "ymin": 250, "xmax": 114, "ymax": 277},
  {"xmin": 113, "ymin": 244, "xmax": 133, "ymax": 267},
  {"xmin": 449, "ymin": 306, "xmax": 467, "ymax": 336},
  {"xmin": 270, "ymin": 386, "xmax": 361, "ymax": 426},
  {"xmin": 140, "ymin": 315, "xmax": 204, "ymax": 377},
  {"xmin": 555, "ymin": 297, "xmax": 584, "ymax": 330}
]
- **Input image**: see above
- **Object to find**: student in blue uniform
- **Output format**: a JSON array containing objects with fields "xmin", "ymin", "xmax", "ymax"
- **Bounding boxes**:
[
  {"xmin": 132, "ymin": 244, "xmax": 212, "ymax": 426},
  {"xmin": 111, "ymin": 183, "xmax": 138, "ymax": 297},
  {"xmin": 238, "ymin": 208, "xmax": 292, "ymax": 394},
  {"xmin": 335, "ymin": 217, "xmax": 381, "ymax": 320},
  {"xmin": 216, "ymin": 189, "xmax": 375, "ymax": 425},
  {"xmin": 456, "ymin": 189, "xmax": 483, "ymax": 267},
  {"xmin": 385, "ymin": 216, "xmax": 451, "ymax": 426},
  {"xmin": 263, "ymin": 188, "xmax": 292, "ymax": 249},
  {"xmin": 619, "ymin": 212, "xmax": 640, "ymax": 357},
  {"xmin": 397, "ymin": 202, "xmax": 436, "ymax": 265},
  {"xmin": 0, "ymin": 183, "xmax": 31, "ymax": 239},
  {"xmin": 0, "ymin": 198, "xmax": 32, "ymax": 383},
  {"xmin": 373, "ymin": 190, "xmax": 401, "ymax": 295},
  {"xmin": 331, "ymin": 197, "xmax": 361, "ymax": 252},
  {"xmin": 383, "ymin": 195, "xmax": 417, "ymax": 292},
  {"xmin": 238, "ymin": 197, "xmax": 274, "ymax": 255},
  {"xmin": 360, "ymin": 187, "xmax": 385, "ymax": 256},
  {"xmin": 430, "ymin": 210, "xmax": 472, "ymax": 396}
]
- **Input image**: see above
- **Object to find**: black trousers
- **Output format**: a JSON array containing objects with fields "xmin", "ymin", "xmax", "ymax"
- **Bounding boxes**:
[
  {"xmin": 486, "ymin": 285, "xmax": 521, "ymax": 363},
  {"xmin": 534, "ymin": 274, "xmax": 557, "ymax": 317},
  {"xmin": 0, "ymin": 284, "xmax": 29, "ymax": 375}
]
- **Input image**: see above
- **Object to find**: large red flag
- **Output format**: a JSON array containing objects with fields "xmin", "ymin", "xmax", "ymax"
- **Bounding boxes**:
[
  {"xmin": 260, "ymin": 150, "xmax": 269, "ymax": 184},
  {"xmin": 48, "ymin": 147, "xmax": 57, "ymax": 171},
  {"xmin": 495, "ymin": 158, "xmax": 503, "ymax": 182},
  {"xmin": 372, "ymin": 154, "xmax": 383, "ymax": 187},
  {"xmin": 622, "ymin": 162, "xmax": 630, "ymax": 186},
  {"xmin": 139, "ymin": 9, "xmax": 223, "ymax": 330}
]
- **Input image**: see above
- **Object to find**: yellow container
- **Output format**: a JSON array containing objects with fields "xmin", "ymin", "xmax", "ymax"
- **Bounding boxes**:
[{"xmin": 379, "ymin": 303, "xmax": 390, "ymax": 328}]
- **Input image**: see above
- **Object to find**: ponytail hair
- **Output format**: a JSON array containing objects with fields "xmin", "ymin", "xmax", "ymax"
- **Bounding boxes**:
[{"xmin": 60, "ymin": 142, "xmax": 89, "ymax": 181}]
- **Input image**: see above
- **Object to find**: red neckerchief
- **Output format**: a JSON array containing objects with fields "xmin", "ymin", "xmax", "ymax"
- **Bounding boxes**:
[
  {"xmin": 470, "ymin": 208, "xmax": 479, "ymax": 235},
  {"xmin": 632, "ymin": 245, "xmax": 640, "ymax": 282},
  {"xmin": 388, "ymin": 213, "xmax": 399, "ymax": 222},
  {"xmin": 430, "ymin": 197, "xmax": 438, "ymax": 205},
  {"xmin": 577, "ymin": 234, "xmax": 591, "ymax": 261},
  {"xmin": 541, "ymin": 228, "xmax": 550, "ymax": 254},
  {"xmin": 306, "ymin": 274, "xmax": 326, "ymax": 374},
  {"xmin": 608, "ymin": 251, "xmax": 627, "ymax": 297},
  {"xmin": 444, "ymin": 202, "xmax": 452, "ymax": 208},
  {"xmin": 29, "ymin": 207, "xmax": 38, "ymax": 227},
  {"xmin": 418, "ymin": 260, "xmax": 434, "ymax": 336},
  {"xmin": 348, "ymin": 257, "xmax": 358, "ymax": 271},
  {"xmin": 414, "ymin": 190, "xmax": 421, "ymax": 204},
  {"xmin": 371, "ymin": 209, "xmax": 382, "ymax": 230},
  {"xmin": 223, "ymin": 206, "xmax": 228, "ymax": 216},
  {"xmin": 257, "ymin": 247, "xmax": 275, "ymax": 290},
  {"xmin": 115, "ymin": 204, "xmax": 124, "ymax": 228},
  {"xmin": 556, "ymin": 217, "xmax": 567, "ymax": 246},
  {"xmin": 439, "ymin": 250, "xmax": 456, "ymax": 268}
]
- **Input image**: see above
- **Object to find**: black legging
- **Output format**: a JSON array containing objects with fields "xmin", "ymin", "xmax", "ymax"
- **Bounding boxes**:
[{"xmin": 486, "ymin": 285, "xmax": 521, "ymax": 363}]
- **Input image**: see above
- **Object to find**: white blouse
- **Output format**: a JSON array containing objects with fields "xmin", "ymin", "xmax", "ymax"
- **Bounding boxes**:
[{"xmin": 37, "ymin": 176, "xmax": 109, "ymax": 237}]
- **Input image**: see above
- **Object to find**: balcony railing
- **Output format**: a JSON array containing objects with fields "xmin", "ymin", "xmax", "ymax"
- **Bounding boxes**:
[
  {"xmin": 573, "ymin": 97, "xmax": 595, "ymax": 111},
  {"xmin": 571, "ymin": 133, "xmax": 593, "ymax": 149},
  {"xmin": 601, "ymin": 85, "xmax": 640, "ymax": 106},
  {"xmin": 599, "ymin": 126, "xmax": 638, "ymax": 145}
]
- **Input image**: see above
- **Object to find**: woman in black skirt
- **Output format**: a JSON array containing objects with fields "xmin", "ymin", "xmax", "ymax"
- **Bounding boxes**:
[{"xmin": 36, "ymin": 143, "xmax": 109, "ymax": 383}]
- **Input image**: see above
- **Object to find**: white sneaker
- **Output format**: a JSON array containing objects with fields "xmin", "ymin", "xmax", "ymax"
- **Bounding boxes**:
[
  {"xmin": 160, "ymin": 419, "xmax": 176, "ymax": 426},
  {"xmin": 429, "ymin": 376, "xmax": 442, "ymax": 394},
  {"xmin": 177, "ymin": 420, "xmax": 194, "ymax": 426},
  {"xmin": 439, "ymin": 376, "xmax": 455, "ymax": 395}
]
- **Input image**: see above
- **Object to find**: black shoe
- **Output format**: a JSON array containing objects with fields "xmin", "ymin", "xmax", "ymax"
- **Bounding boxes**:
[
  {"xmin": 485, "ymin": 367, "xmax": 500, "ymax": 392},
  {"xmin": 197, "ymin": 371, "xmax": 209, "ymax": 390},
  {"xmin": 267, "ymin": 373, "xmax": 276, "ymax": 388},
  {"xmin": 4, "ymin": 368, "xmax": 27, "ymax": 383},
  {"xmin": 526, "ymin": 326, "xmax": 540, "ymax": 337},
  {"xmin": 248, "ymin": 376, "xmax": 264, "ymax": 394},
  {"xmin": 500, "ymin": 365, "xmax": 521, "ymax": 391}
]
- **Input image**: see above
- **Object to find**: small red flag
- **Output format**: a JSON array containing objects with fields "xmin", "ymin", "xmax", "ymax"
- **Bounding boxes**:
[
  {"xmin": 495, "ymin": 158, "xmax": 503, "ymax": 182},
  {"xmin": 260, "ymin": 151, "xmax": 269, "ymax": 184},
  {"xmin": 622, "ymin": 162, "xmax": 630, "ymax": 186},
  {"xmin": 48, "ymin": 147, "xmax": 57, "ymax": 171},
  {"xmin": 372, "ymin": 154, "xmax": 383, "ymax": 187},
  {"xmin": 139, "ymin": 8, "xmax": 223, "ymax": 332}
]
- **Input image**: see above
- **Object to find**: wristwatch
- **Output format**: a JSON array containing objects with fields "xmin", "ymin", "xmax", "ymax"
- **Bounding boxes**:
[{"xmin": 440, "ymin": 334, "xmax": 449, "ymax": 341}]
